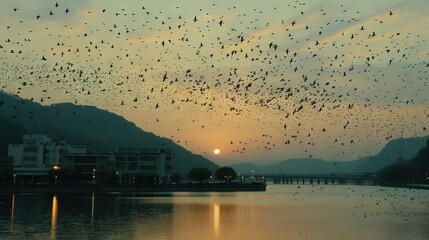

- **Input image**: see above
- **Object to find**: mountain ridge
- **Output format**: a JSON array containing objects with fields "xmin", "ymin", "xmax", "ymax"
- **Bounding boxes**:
[
  {"xmin": 229, "ymin": 136, "xmax": 429, "ymax": 175},
  {"xmin": 2, "ymin": 91, "xmax": 428, "ymax": 176}
]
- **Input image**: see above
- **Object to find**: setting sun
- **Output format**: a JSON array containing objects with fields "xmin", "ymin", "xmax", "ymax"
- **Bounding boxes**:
[{"xmin": 214, "ymin": 149, "xmax": 220, "ymax": 155}]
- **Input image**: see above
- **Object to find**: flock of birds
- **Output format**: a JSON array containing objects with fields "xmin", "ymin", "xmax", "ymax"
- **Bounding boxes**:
[{"xmin": 0, "ymin": 1, "xmax": 428, "ymax": 161}]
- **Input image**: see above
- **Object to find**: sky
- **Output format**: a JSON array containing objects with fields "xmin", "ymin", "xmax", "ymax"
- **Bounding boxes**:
[{"xmin": 0, "ymin": 0, "xmax": 428, "ymax": 165}]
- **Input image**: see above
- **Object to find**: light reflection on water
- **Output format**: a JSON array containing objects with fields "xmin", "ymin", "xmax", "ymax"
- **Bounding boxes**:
[
  {"xmin": 212, "ymin": 203, "xmax": 220, "ymax": 239},
  {"xmin": 0, "ymin": 185, "xmax": 428, "ymax": 240},
  {"xmin": 50, "ymin": 195, "xmax": 58, "ymax": 240}
]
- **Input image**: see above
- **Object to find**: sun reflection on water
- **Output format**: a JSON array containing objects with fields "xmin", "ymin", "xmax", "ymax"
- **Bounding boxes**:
[{"xmin": 213, "ymin": 203, "xmax": 220, "ymax": 239}]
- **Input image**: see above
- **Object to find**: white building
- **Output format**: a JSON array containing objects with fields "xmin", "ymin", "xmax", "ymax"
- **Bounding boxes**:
[{"xmin": 8, "ymin": 134, "xmax": 87, "ymax": 168}]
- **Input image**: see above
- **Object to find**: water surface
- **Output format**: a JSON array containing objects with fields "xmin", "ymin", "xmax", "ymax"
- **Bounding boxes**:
[{"xmin": 0, "ymin": 185, "xmax": 428, "ymax": 240}]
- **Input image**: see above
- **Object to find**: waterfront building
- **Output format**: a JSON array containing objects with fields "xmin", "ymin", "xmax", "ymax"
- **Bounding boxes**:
[
  {"xmin": 61, "ymin": 153, "xmax": 114, "ymax": 183},
  {"xmin": 8, "ymin": 134, "xmax": 87, "ymax": 168},
  {"xmin": 114, "ymin": 148, "xmax": 173, "ymax": 184},
  {"xmin": 7, "ymin": 135, "xmax": 87, "ymax": 183},
  {"xmin": 6, "ymin": 135, "xmax": 174, "ymax": 184}
]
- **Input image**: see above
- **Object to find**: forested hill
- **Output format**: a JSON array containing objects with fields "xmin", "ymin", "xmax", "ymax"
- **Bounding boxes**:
[{"xmin": 0, "ymin": 92, "xmax": 218, "ymax": 175}]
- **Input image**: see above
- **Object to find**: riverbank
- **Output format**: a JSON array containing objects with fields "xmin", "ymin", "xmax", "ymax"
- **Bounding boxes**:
[
  {"xmin": 0, "ymin": 183, "xmax": 266, "ymax": 193},
  {"xmin": 380, "ymin": 183, "xmax": 429, "ymax": 190}
]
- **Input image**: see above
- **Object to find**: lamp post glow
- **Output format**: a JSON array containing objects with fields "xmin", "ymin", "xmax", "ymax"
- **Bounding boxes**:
[
  {"xmin": 92, "ymin": 169, "xmax": 96, "ymax": 184},
  {"xmin": 250, "ymin": 170, "xmax": 255, "ymax": 181},
  {"xmin": 116, "ymin": 171, "xmax": 122, "ymax": 184},
  {"xmin": 13, "ymin": 174, "xmax": 16, "ymax": 184},
  {"xmin": 53, "ymin": 166, "xmax": 60, "ymax": 184}
]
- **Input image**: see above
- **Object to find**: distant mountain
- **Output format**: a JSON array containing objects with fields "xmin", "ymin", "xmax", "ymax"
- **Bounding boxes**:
[
  {"xmin": 353, "ymin": 136, "xmax": 429, "ymax": 172},
  {"xmin": 0, "ymin": 92, "xmax": 218, "ymax": 175},
  {"xmin": 231, "ymin": 158, "xmax": 359, "ymax": 175},
  {"xmin": 230, "ymin": 136, "xmax": 429, "ymax": 175}
]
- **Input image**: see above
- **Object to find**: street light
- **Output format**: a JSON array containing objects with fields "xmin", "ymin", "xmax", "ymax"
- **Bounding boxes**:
[
  {"xmin": 53, "ymin": 165, "xmax": 60, "ymax": 184},
  {"xmin": 224, "ymin": 175, "xmax": 232, "ymax": 184},
  {"xmin": 13, "ymin": 174, "xmax": 16, "ymax": 184},
  {"xmin": 92, "ymin": 169, "xmax": 96, "ymax": 184},
  {"xmin": 116, "ymin": 171, "xmax": 122, "ymax": 184},
  {"xmin": 250, "ymin": 170, "xmax": 255, "ymax": 181}
]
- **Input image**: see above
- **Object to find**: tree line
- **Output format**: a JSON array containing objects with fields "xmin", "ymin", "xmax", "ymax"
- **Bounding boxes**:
[
  {"xmin": 379, "ymin": 140, "xmax": 429, "ymax": 184},
  {"xmin": 187, "ymin": 166, "xmax": 237, "ymax": 184}
]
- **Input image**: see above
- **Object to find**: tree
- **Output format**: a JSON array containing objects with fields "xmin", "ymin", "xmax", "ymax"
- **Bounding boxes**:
[
  {"xmin": 215, "ymin": 167, "xmax": 237, "ymax": 183},
  {"xmin": 171, "ymin": 172, "xmax": 181, "ymax": 184},
  {"xmin": 0, "ymin": 157, "xmax": 13, "ymax": 184},
  {"xmin": 379, "ymin": 140, "xmax": 429, "ymax": 184},
  {"xmin": 187, "ymin": 168, "xmax": 211, "ymax": 183},
  {"xmin": 379, "ymin": 162, "xmax": 409, "ymax": 183}
]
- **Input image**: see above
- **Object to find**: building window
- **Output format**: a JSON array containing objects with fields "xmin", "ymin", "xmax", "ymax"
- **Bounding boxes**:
[
  {"xmin": 128, "ymin": 164, "xmax": 138, "ymax": 170},
  {"xmin": 23, "ymin": 156, "xmax": 38, "ymax": 162},
  {"xmin": 115, "ymin": 163, "xmax": 126, "ymax": 170},
  {"xmin": 140, "ymin": 165, "xmax": 156, "ymax": 170},
  {"xmin": 75, "ymin": 159, "xmax": 96, "ymax": 164},
  {"xmin": 23, "ymin": 164, "xmax": 37, "ymax": 168},
  {"xmin": 23, "ymin": 148, "xmax": 38, "ymax": 153}
]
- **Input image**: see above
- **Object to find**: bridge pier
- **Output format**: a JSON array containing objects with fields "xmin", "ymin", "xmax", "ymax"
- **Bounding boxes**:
[{"xmin": 242, "ymin": 173, "xmax": 379, "ymax": 186}]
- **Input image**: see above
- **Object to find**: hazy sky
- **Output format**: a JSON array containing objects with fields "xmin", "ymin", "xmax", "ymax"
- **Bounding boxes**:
[{"xmin": 1, "ymin": 0, "xmax": 428, "ymax": 165}]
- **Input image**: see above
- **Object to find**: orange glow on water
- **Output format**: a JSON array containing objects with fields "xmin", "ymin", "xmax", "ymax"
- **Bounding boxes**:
[{"xmin": 51, "ymin": 195, "xmax": 58, "ymax": 240}]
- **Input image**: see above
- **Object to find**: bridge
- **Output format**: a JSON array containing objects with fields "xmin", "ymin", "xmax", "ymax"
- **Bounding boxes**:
[{"xmin": 238, "ymin": 173, "xmax": 381, "ymax": 186}]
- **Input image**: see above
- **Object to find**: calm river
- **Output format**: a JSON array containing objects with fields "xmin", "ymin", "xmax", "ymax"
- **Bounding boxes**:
[{"xmin": 0, "ymin": 185, "xmax": 428, "ymax": 240}]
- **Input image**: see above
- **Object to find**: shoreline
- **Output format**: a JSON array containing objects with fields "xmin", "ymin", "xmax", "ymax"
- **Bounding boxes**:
[
  {"xmin": 379, "ymin": 183, "xmax": 429, "ymax": 190},
  {"xmin": 0, "ymin": 183, "xmax": 266, "ymax": 194}
]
